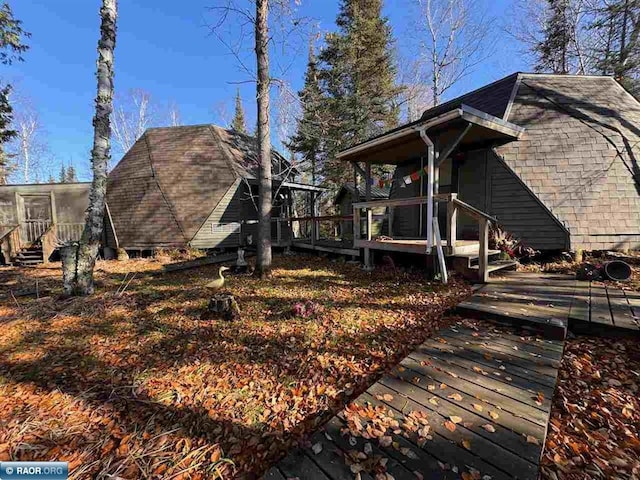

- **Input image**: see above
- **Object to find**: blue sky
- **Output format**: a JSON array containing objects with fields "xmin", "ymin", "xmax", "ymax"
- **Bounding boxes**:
[{"xmin": 4, "ymin": 0, "xmax": 528, "ymax": 181}]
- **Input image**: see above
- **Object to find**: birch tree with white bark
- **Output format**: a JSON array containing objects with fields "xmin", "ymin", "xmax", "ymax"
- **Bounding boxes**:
[
  {"xmin": 111, "ymin": 88, "xmax": 152, "ymax": 155},
  {"xmin": 411, "ymin": 0, "xmax": 495, "ymax": 106},
  {"xmin": 7, "ymin": 95, "xmax": 52, "ymax": 183},
  {"xmin": 60, "ymin": 0, "xmax": 117, "ymax": 296}
]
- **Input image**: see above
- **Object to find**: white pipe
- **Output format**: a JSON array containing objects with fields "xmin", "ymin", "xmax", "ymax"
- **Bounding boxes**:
[{"xmin": 419, "ymin": 127, "xmax": 434, "ymax": 254}]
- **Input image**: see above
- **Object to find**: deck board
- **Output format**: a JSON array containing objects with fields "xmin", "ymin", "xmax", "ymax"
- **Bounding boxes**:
[
  {"xmin": 421, "ymin": 337, "xmax": 557, "ymax": 389},
  {"xmin": 607, "ymin": 287, "xmax": 637, "ymax": 330},
  {"xmin": 267, "ymin": 320, "xmax": 562, "ymax": 480},
  {"xmin": 590, "ymin": 285, "xmax": 613, "ymax": 325},
  {"xmin": 429, "ymin": 333, "xmax": 559, "ymax": 379},
  {"xmin": 458, "ymin": 272, "xmax": 639, "ymax": 335}
]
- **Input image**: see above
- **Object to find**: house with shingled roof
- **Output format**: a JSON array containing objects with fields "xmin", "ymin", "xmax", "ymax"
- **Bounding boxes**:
[
  {"xmin": 104, "ymin": 125, "xmax": 323, "ymax": 252},
  {"xmin": 334, "ymin": 72, "xmax": 640, "ymax": 280}
]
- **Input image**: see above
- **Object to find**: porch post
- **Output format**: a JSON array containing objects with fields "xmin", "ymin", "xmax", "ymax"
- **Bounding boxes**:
[
  {"xmin": 311, "ymin": 191, "xmax": 316, "ymax": 247},
  {"xmin": 479, "ymin": 218, "xmax": 489, "ymax": 283},
  {"xmin": 364, "ymin": 162, "xmax": 373, "ymax": 270},
  {"xmin": 447, "ymin": 193, "xmax": 458, "ymax": 255}
]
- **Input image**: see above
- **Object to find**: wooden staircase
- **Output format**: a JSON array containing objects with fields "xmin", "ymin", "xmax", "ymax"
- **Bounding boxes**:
[
  {"xmin": 15, "ymin": 244, "xmax": 45, "ymax": 267},
  {"xmin": 452, "ymin": 248, "xmax": 518, "ymax": 280}
]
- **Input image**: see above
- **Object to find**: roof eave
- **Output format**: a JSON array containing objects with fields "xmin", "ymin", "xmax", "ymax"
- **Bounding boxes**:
[{"xmin": 336, "ymin": 104, "xmax": 524, "ymax": 163}]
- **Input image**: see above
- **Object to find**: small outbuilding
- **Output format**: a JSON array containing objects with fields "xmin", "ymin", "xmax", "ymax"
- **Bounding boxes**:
[
  {"xmin": 0, "ymin": 182, "xmax": 90, "ymax": 265},
  {"xmin": 334, "ymin": 183, "xmax": 389, "ymax": 238}
]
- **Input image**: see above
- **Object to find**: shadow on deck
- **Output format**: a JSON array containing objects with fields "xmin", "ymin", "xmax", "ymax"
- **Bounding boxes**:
[
  {"xmin": 456, "ymin": 272, "xmax": 640, "ymax": 339},
  {"xmin": 264, "ymin": 318, "xmax": 564, "ymax": 480}
]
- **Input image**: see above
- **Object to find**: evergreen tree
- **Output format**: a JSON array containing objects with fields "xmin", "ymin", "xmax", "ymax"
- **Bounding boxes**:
[
  {"xmin": 288, "ymin": 43, "xmax": 323, "ymax": 185},
  {"xmin": 534, "ymin": 0, "xmax": 574, "ymax": 74},
  {"xmin": 65, "ymin": 164, "xmax": 77, "ymax": 182},
  {"xmin": 231, "ymin": 87, "xmax": 248, "ymax": 134},
  {"xmin": 59, "ymin": 165, "xmax": 67, "ymax": 183},
  {"xmin": 47, "ymin": 174, "xmax": 55, "ymax": 183},
  {"xmin": 318, "ymin": 0, "xmax": 402, "ymax": 187},
  {"xmin": 590, "ymin": 0, "xmax": 640, "ymax": 94},
  {"xmin": 0, "ymin": 3, "xmax": 30, "ymax": 183}
]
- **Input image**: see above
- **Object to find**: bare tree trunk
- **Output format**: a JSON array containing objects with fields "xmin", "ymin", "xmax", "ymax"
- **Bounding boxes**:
[
  {"xmin": 61, "ymin": 0, "xmax": 116, "ymax": 296},
  {"xmin": 254, "ymin": 0, "xmax": 272, "ymax": 278}
]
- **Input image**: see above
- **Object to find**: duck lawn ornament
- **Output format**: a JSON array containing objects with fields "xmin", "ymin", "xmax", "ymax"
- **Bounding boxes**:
[
  {"xmin": 203, "ymin": 266, "xmax": 240, "ymax": 321},
  {"xmin": 205, "ymin": 265, "xmax": 230, "ymax": 291}
]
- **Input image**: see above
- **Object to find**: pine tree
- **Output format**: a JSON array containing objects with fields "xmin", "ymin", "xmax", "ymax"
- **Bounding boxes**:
[
  {"xmin": 231, "ymin": 87, "xmax": 248, "ymax": 134},
  {"xmin": 47, "ymin": 174, "xmax": 55, "ymax": 183},
  {"xmin": 59, "ymin": 165, "xmax": 67, "ymax": 183},
  {"xmin": 288, "ymin": 42, "xmax": 323, "ymax": 185},
  {"xmin": 318, "ymin": 0, "xmax": 402, "ymax": 188},
  {"xmin": 0, "ymin": 4, "xmax": 30, "ymax": 184},
  {"xmin": 65, "ymin": 165, "xmax": 77, "ymax": 182},
  {"xmin": 590, "ymin": 0, "xmax": 640, "ymax": 94},
  {"xmin": 535, "ymin": 0, "xmax": 574, "ymax": 74}
]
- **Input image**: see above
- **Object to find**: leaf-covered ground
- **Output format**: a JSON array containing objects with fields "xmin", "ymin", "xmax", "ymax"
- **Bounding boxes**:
[
  {"xmin": 541, "ymin": 335, "xmax": 640, "ymax": 480},
  {"xmin": 0, "ymin": 255, "xmax": 470, "ymax": 479}
]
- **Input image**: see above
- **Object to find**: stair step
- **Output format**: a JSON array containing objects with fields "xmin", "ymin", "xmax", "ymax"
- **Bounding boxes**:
[
  {"xmin": 468, "ymin": 259, "xmax": 518, "ymax": 273},
  {"xmin": 453, "ymin": 249, "xmax": 501, "ymax": 259},
  {"xmin": 17, "ymin": 260, "xmax": 43, "ymax": 266}
]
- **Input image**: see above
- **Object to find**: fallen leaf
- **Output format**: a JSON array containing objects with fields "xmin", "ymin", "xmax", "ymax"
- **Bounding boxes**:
[
  {"xmin": 462, "ymin": 439, "xmax": 471, "ymax": 450},
  {"xmin": 473, "ymin": 404, "xmax": 483, "ymax": 412},
  {"xmin": 379, "ymin": 436, "xmax": 393, "ymax": 448},
  {"xmin": 444, "ymin": 421, "xmax": 457, "ymax": 432},
  {"xmin": 526, "ymin": 435, "xmax": 539, "ymax": 445},
  {"xmin": 429, "ymin": 397, "xmax": 439, "ymax": 406},
  {"xmin": 489, "ymin": 411, "xmax": 499, "ymax": 420},
  {"xmin": 449, "ymin": 415, "xmax": 462, "ymax": 424},
  {"xmin": 447, "ymin": 393, "xmax": 463, "ymax": 401},
  {"xmin": 312, "ymin": 442, "xmax": 323, "ymax": 454},
  {"xmin": 482, "ymin": 424, "xmax": 496, "ymax": 433}
]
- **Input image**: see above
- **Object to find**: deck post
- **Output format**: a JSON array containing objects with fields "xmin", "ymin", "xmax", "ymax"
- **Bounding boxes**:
[
  {"xmin": 310, "ymin": 192, "xmax": 316, "ymax": 247},
  {"xmin": 479, "ymin": 218, "xmax": 489, "ymax": 283},
  {"xmin": 353, "ymin": 205, "xmax": 361, "ymax": 244},
  {"xmin": 276, "ymin": 218, "xmax": 282, "ymax": 246},
  {"xmin": 363, "ymin": 162, "xmax": 373, "ymax": 270},
  {"xmin": 388, "ymin": 207, "xmax": 394, "ymax": 237},
  {"xmin": 447, "ymin": 193, "xmax": 457, "ymax": 255}
]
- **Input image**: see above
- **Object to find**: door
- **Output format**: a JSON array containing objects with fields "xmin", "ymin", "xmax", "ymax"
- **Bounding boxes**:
[
  {"xmin": 457, "ymin": 150, "xmax": 488, "ymax": 240},
  {"xmin": 21, "ymin": 196, "xmax": 52, "ymax": 243}
]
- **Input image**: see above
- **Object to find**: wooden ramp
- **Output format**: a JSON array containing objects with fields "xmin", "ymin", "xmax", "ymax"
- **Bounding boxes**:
[
  {"xmin": 265, "ymin": 319, "xmax": 563, "ymax": 480},
  {"xmin": 456, "ymin": 272, "xmax": 639, "ymax": 338}
]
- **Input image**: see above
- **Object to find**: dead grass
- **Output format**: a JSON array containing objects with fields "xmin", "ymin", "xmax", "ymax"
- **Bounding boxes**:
[{"xmin": 0, "ymin": 255, "xmax": 470, "ymax": 479}]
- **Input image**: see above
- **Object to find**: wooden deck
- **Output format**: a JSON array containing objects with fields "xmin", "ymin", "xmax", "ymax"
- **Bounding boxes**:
[
  {"xmin": 457, "ymin": 272, "xmax": 640, "ymax": 338},
  {"xmin": 290, "ymin": 238, "xmax": 485, "ymax": 257},
  {"xmin": 265, "ymin": 319, "xmax": 563, "ymax": 480},
  {"xmin": 292, "ymin": 239, "xmax": 360, "ymax": 256},
  {"xmin": 354, "ymin": 238, "xmax": 481, "ymax": 256}
]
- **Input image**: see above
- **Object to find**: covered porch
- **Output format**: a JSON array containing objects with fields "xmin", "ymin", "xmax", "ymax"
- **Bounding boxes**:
[{"xmin": 336, "ymin": 104, "xmax": 525, "ymax": 282}]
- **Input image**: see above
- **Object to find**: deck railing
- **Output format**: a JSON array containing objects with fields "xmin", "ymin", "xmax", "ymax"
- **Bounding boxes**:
[
  {"xmin": 55, "ymin": 223, "xmax": 84, "ymax": 245},
  {"xmin": 352, "ymin": 194, "xmax": 497, "ymax": 282},
  {"xmin": 0, "ymin": 225, "xmax": 22, "ymax": 263},
  {"xmin": 21, "ymin": 219, "xmax": 52, "ymax": 246}
]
